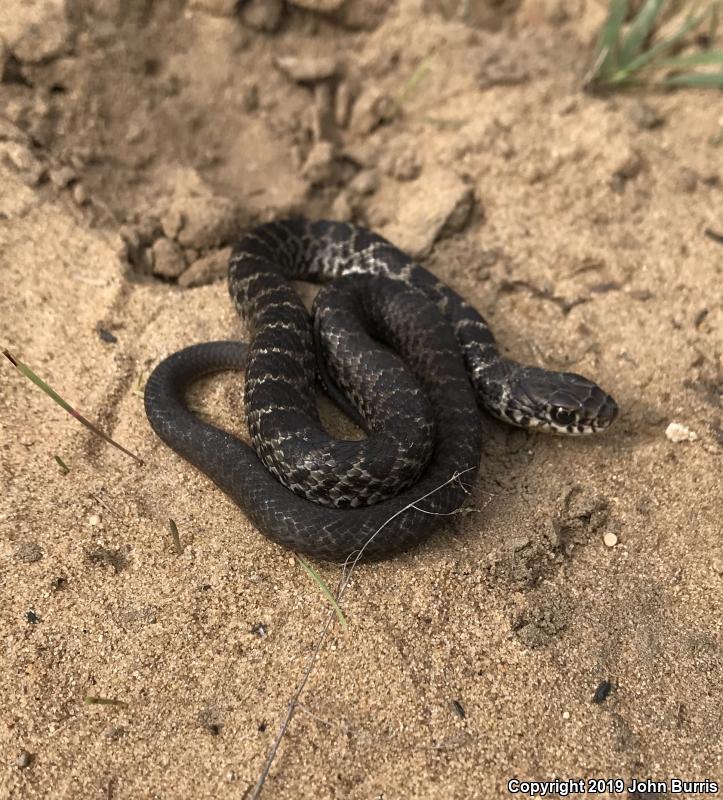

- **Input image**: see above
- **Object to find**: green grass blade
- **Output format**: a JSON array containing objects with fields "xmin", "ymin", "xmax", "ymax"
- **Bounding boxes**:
[
  {"xmin": 659, "ymin": 69, "xmax": 723, "ymax": 86},
  {"xmin": 620, "ymin": 0, "xmax": 666, "ymax": 64},
  {"xmin": 622, "ymin": 4, "xmax": 715, "ymax": 75},
  {"xmin": 594, "ymin": 0, "xmax": 630, "ymax": 76},
  {"xmin": 400, "ymin": 55, "xmax": 433, "ymax": 101},
  {"xmin": 656, "ymin": 50, "xmax": 723, "ymax": 67},
  {"xmin": 390, "ymin": 54, "xmax": 434, "ymax": 116},
  {"xmin": 712, "ymin": 0, "xmax": 721, "ymax": 37},
  {"xmin": 3, "ymin": 349, "xmax": 144, "ymax": 465},
  {"xmin": 296, "ymin": 555, "xmax": 348, "ymax": 630},
  {"xmin": 706, "ymin": 0, "xmax": 721, "ymax": 40}
]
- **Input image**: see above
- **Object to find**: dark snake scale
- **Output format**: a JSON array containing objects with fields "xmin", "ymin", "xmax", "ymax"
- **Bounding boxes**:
[{"xmin": 144, "ymin": 219, "xmax": 618, "ymax": 560}]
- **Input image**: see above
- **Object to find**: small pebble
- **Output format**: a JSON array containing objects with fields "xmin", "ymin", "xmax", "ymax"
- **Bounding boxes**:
[
  {"xmin": 331, "ymin": 190, "xmax": 353, "ymax": 222},
  {"xmin": 677, "ymin": 167, "xmax": 697, "ymax": 194},
  {"xmin": 17, "ymin": 751, "xmax": 33, "ymax": 769},
  {"xmin": 15, "ymin": 541, "xmax": 43, "ymax": 563},
  {"xmin": 627, "ymin": 101, "xmax": 664, "ymax": 130},
  {"xmin": 0, "ymin": 142, "xmax": 46, "ymax": 185},
  {"xmin": 348, "ymin": 169, "xmax": 379, "ymax": 196},
  {"xmin": 477, "ymin": 61, "xmax": 530, "ymax": 90},
  {"xmin": 0, "ymin": 37, "xmax": 7, "ymax": 83},
  {"xmin": 125, "ymin": 120, "xmax": 145, "ymax": 144},
  {"xmin": 152, "ymin": 237, "xmax": 186, "ymax": 280},
  {"xmin": 161, "ymin": 208, "xmax": 184, "ymax": 240},
  {"xmin": 241, "ymin": 83, "xmax": 259, "ymax": 113},
  {"xmin": 188, "ymin": 0, "xmax": 237, "ymax": 15},
  {"xmin": 385, "ymin": 150, "xmax": 421, "ymax": 182},
  {"xmin": 178, "ymin": 247, "xmax": 231, "ymax": 289},
  {"xmin": 665, "ymin": 422, "xmax": 698, "ymax": 443},
  {"xmin": 556, "ymin": 96, "xmax": 577, "ymax": 115},
  {"xmin": 592, "ymin": 680, "xmax": 612, "ymax": 704},
  {"xmin": 301, "ymin": 140, "xmax": 336, "ymax": 184},
  {"xmin": 88, "ymin": 514, "xmax": 101, "ymax": 526},
  {"xmin": 562, "ymin": 710, "xmax": 570, "ymax": 720},
  {"xmin": 603, "ymin": 532, "xmax": 618, "ymax": 548},
  {"xmin": 49, "ymin": 165, "xmax": 76, "ymax": 189},
  {"xmin": 287, "ymin": 0, "xmax": 344, "ymax": 10},
  {"xmin": 96, "ymin": 325, "xmax": 118, "ymax": 344},
  {"xmin": 275, "ymin": 55, "xmax": 338, "ymax": 83},
  {"xmin": 334, "ymin": 81, "xmax": 353, "ymax": 128},
  {"xmin": 349, "ymin": 86, "xmax": 394, "ymax": 136},
  {"xmin": 169, "ymin": 180, "xmax": 238, "ymax": 250},
  {"xmin": 72, "ymin": 183, "xmax": 88, "ymax": 205},
  {"xmin": 311, "ymin": 82, "xmax": 335, "ymax": 141},
  {"xmin": 241, "ymin": 0, "xmax": 284, "ymax": 31},
  {"xmin": 613, "ymin": 148, "xmax": 643, "ymax": 181}
]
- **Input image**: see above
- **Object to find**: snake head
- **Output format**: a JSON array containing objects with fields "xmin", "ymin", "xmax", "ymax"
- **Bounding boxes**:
[{"xmin": 501, "ymin": 366, "xmax": 618, "ymax": 435}]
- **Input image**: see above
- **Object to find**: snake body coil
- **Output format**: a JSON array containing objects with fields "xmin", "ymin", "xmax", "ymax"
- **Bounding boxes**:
[{"xmin": 144, "ymin": 219, "xmax": 617, "ymax": 559}]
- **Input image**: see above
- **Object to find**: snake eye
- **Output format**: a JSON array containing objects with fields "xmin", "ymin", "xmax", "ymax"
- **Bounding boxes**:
[{"xmin": 552, "ymin": 408, "xmax": 576, "ymax": 427}]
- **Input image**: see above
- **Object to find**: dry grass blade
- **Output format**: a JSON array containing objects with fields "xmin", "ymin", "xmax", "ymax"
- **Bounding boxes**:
[
  {"xmin": 54, "ymin": 455, "xmax": 70, "ymax": 474},
  {"xmin": 3, "ymin": 349, "xmax": 144, "ymax": 465},
  {"xmin": 249, "ymin": 468, "xmax": 476, "ymax": 799},
  {"xmin": 389, "ymin": 54, "xmax": 434, "ymax": 117},
  {"xmin": 296, "ymin": 555, "xmax": 348, "ymax": 630},
  {"xmin": 84, "ymin": 696, "xmax": 128, "ymax": 708},
  {"xmin": 168, "ymin": 519, "xmax": 184, "ymax": 555}
]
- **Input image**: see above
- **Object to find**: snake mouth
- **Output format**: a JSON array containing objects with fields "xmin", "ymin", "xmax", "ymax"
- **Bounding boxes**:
[
  {"xmin": 589, "ymin": 392, "xmax": 619, "ymax": 432},
  {"xmin": 501, "ymin": 368, "xmax": 619, "ymax": 435},
  {"xmin": 544, "ymin": 383, "xmax": 619, "ymax": 435}
]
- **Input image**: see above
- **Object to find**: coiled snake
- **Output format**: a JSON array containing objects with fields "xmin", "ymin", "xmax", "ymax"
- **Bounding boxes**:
[{"xmin": 144, "ymin": 219, "xmax": 617, "ymax": 560}]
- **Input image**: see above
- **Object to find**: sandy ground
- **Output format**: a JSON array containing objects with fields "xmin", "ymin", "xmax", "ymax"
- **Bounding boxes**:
[{"xmin": 1, "ymin": 1, "xmax": 722, "ymax": 798}]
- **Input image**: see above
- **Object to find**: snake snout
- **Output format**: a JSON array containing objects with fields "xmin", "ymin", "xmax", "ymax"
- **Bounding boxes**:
[
  {"xmin": 548, "ymin": 373, "xmax": 618, "ymax": 434},
  {"xmin": 587, "ymin": 389, "xmax": 618, "ymax": 431},
  {"xmin": 505, "ymin": 367, "xmax": 618, "ymax": 435}
]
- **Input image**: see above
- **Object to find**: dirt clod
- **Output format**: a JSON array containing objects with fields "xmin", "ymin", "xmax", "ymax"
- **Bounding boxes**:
[
  {"xmin": 349, "ymin": 85, "xmax": 394, "ymax": 135},
  {"xmin": 178, "ymin": 246, "xmax": 232, "ymax": 289},
  {"xmin": 152, "ymin": 237, "xmax": 187, "ymax": 280},
  {"xmin": 627, "ymin": 100, "xmax": 664, "ymax": 130},
  {"xmin": 15, "ymin": 541, "xmax": 43, "ymax": 563},
  {"xmin": 275, "ymin": 55, "xmax": 339, "ymax": 83},
  {"xmin": 1, "ymin": 142, "xmax": 45, "ymax": 185},
  {"xmin": 382, "ymin": 170, "xmax": 475, "ymax": 257},
  {"xmin": 0, "ymin": 0, "xmax": 71, "ymax": 63},
  {"xmin": 241, "ymin": 0, "xmax": 284, "ymax": 32}
]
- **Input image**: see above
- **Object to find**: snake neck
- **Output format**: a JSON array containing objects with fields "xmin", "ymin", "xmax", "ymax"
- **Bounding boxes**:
[{"xmin": 463, "ymin": 343, "xmax": 518, "ymax": 419}]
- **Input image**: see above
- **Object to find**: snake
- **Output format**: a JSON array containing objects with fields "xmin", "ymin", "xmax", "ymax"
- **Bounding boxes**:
[{"xmin": 144, "ymin": 219, "xmax": 618, "ymax": 560}]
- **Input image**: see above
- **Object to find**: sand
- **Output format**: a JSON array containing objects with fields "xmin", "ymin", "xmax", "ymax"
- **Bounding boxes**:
[{"xmin": 1, "ymin": 1, "xmax": 721, "ymax": 797}]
